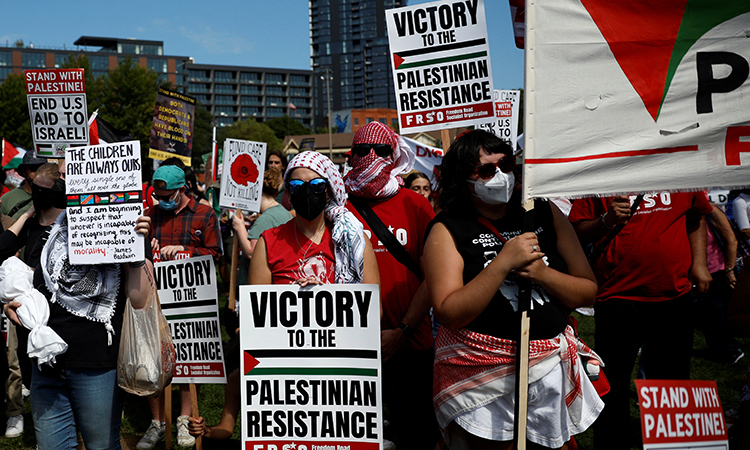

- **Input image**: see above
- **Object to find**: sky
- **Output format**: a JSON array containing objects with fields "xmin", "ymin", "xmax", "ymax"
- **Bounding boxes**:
[{"xmin": 0, "ymin": 0, "xmax": 524, "ymax": 90}]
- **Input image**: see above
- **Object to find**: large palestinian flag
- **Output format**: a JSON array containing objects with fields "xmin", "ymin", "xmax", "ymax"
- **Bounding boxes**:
[{"xmin": 523, "ymin": 0, "xmax": 750, "ymax": 199}]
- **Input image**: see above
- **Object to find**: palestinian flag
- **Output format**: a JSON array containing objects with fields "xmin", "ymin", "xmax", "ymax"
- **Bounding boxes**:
[
  {"xmin": 88, "ymin": 110, "xmax": 133, "ymax": 145},
  {"xmin": 2, "ymin": 140, "xmax": 26, "ymax": 170}
]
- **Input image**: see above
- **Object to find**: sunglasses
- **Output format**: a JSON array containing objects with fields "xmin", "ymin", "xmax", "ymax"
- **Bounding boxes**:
[
  {"xmin": 351, "ymin": 143, "xmax": 393, "ymax": 158},
  {"xmin": 473, "ymin": 156, "xmax": 515, "ymax": 179},
  {"xmin": 287, "ymin": 178, "xmax": 329, "ymax": 195},
  {"xmin": 152, "ymin": 189, "xmax": 178, "ymax": 202}
]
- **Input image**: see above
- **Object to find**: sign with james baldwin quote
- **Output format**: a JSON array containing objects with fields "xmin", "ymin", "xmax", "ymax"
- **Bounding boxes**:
[
  {"xmin": 155, "ymin": 255, "xmax": 226, "ymax": 384},
  {"xmin": 219, "ymin": 138, "xmax": 266, "ymax": 212},
  {"xmin": 239, "ymin": 284, "xmax": 382, "ymax": 450},
  {"xmin": 25, "ymin": 68, "xmax": 88, "ymax": 158},
  {"xmin": 477, "ymin": 90, "xmax": 521, "ymax": 153},
  {"xmin": 386, "ymin": 0, "xmax": 494, "ymax": 134},
  {"xmin": 635, "ymin": 379, "xmax": 728, "ymax": 450},
  {"xmin": 65, "ymin": 141, "xmax": 144, "ymax": 265}
]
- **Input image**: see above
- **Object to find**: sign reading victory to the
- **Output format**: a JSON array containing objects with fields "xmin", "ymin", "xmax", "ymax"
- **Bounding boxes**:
[
  {"xmin": 386, "ymin": 0, "xmax": 494, "ymax": 134},
  {"xmin": 219, "ymin": 138, "xmax": 266, "ymax": 212},
  {"xmin": 523, "ymin": 1, "xmax": 750, "ymax": 199},
  {"xmin": 239, "ymin": 284, "xmax": 382, "ymax": 449},
  {"xmin": 65, "ymin": 141, "xmax": 144, "ymax": 264},
  {"xmin": 25, "ymin": 69, "xmax": 88, "ymax": 158},
  {"xmin": 156, "ymin": 255, "xmax": 226, "ymax": 384}
]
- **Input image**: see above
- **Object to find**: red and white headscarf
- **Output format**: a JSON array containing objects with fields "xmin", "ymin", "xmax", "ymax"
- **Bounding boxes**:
[
  {"xmin": 285, "ymin": 151, "xmax": 365, "ymax": 284},
  {"xmin": 344, "ymin": 121, "xmax": 415, "ymax": 199}
]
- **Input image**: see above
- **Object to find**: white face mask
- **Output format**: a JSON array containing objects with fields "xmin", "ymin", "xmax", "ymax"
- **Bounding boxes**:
[{"xmin": 467, "ymin": 168, "xmax": 515, "ymax": 205}]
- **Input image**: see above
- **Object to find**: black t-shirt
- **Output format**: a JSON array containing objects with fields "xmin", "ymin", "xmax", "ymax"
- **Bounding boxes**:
[{"xmin": 428, "ymin": 201, "xmax": 569, "ymax": 341}]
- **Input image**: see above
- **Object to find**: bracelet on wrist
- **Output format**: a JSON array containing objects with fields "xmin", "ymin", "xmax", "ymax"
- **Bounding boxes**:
[
  {"xmin": 601, "ymin": 212, "xmax": 615, "ymax": 229},
  {"xmin": 725, "ymin": 266, "xmax": 735, "ymax": 272}
]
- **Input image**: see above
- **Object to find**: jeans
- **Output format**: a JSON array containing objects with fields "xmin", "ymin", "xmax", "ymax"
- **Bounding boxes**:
[{"xmin": 31, "ymin": 365, "xmax": 125, "ymax": 450}]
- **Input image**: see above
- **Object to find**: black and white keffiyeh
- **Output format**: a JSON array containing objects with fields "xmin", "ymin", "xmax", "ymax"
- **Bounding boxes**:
[{"xmin": 41, "ymin": 210, "xmax": 121, "ymax": 344}]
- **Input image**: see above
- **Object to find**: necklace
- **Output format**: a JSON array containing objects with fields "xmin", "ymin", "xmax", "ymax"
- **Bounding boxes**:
[{"xmin": 295, "ymin": 221, "xmax": 326, "ymax": 262}]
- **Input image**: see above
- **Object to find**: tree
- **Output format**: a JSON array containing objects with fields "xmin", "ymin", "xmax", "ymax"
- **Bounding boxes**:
[
  {"xmin": 0, "ymin": 74, "xmax": 32, "ymax": 149},
  {"xmin": 191, "ymin": 102, "xmax": 214, "ymax": 168},
  {"xmin": 217, "ymin": 118, "xmax": 282, "ymax": 152},
  {"xmin": 61, "ymin": 54, "xmax": 104, "ymax": 113},
  {"xmin": 265, "ymin": 115, "xmax": 311, "ymax": 140}
]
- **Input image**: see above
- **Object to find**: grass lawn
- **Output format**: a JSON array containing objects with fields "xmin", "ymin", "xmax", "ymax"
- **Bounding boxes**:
[{"xmin": 1, "ymin": 308, "xmax": 748, "ymax": 449}]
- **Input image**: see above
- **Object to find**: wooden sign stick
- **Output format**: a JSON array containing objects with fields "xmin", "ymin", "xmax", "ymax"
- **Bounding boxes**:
[
  {"xmin": 190, "ymin": 383, "xmax": 203, "ymax": 450},
  {"xmin": 228, "ymin": 208, "xmax": 241, "ymax": 311}
]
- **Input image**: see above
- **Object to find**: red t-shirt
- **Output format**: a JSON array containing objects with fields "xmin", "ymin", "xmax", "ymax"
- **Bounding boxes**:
[
  {"xmin": 568, "ymin": 192, "xmax": 712, "ymax": 302},
  {"xmin": 346, "ymin": 188, "xmax": 435, "ymax": 350},
  {"xmin": 262, "ymin": 220, "xmax": 336, "ymax": 285}
]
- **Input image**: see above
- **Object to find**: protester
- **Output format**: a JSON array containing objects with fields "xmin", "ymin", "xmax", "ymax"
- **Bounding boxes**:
[
  {"xmin": 0, "ymin": 152, "xmax": 45, "ymax": 220},
  {"xmin": 188, "ymin": 151, "xmax": 379, "ymax": 443},
  {"xmin": 568, "ymin": 190, "xmax": 712, "ymax": 450},
  {"xmin": 405, "ymin": 171, "xmax": 432, "ymax": 200},
  {"xmin": 695, "ymin": 205, "xmax": 743, "ymax": 364},
  {"xmin": 267, "ymin": 150, "xmax": 292, "ymax": 210},
  {"xmin": 731, "ymin": 189, "xmax": 750, "ymax": 242},
  {"xmin": 231, "ymin": 167, "xmax": 292, "ymax": 261},
  {"xmin": 2, "ymin": 206, "xmax": 154, "ymax": 450},
  {"xmin": 422, "ymin": 130, "xmax": 601, "ymax": 449},
  {"xmin": 344, "ymin": 121, "xmax": 437, "ymax": 450},
  {"xmin": 0, "ymin": 163, "xmax": 65, "ymax": 439},
  {"xmin": 139, "ymin": 165, "xmax": 222, "ymax": 450},
  {"xmin": 160, "ymin": 157, "xmax": 210, "ymax": 206}
]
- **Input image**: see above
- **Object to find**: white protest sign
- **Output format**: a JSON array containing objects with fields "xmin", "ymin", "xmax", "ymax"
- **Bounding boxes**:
[
  {"xmin": 402, "ymin": 136, "xmax": 443, "ymax": 189},
  {"xmin": 219, "ymin": 138, "xmax": 266, "ymax": 212},
  {"xmin": 239, "ymin": 284, "xmax": 382, "ymax": 449},
  {"xmin": 477, "ymin": 90, "xmax": 521, "ymax": 152},
  {"xmin": 523, "ymin": 1, "xmax": 750, "ymax": 200},
  {"xmin": 65, "ymin": 141, "xmax": 144, "ymax": 264},
  {"xmin": 386, "ymin": 0, "xmax": 494, "ymax": 134},
  {"xmin": 156, "ymin": 255, "xmax": 226, "ymax": 384},
  {"xmin": 25, "ymin": 69, "xmax": 88, "ymax": 158}
]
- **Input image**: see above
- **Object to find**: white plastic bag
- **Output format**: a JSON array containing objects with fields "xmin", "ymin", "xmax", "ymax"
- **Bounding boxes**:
[{"xmin": 117, "ymin": 281, "xmax": 175, "ymax": 397}]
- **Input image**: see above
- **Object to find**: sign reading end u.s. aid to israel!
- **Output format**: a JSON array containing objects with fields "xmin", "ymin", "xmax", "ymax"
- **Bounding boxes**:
[
  {"xmin": 523, "ymin": 1, "xmax": 750, "ymax": 200},
  {"xmin": 239, "ymin": 284, "xmax": 382, "ymax": 450},
  {"xmin": 386, "ymin": 0, "xmax": 494, "ymax": 134}
]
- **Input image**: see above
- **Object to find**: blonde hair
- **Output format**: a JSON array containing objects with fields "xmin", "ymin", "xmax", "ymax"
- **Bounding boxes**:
[
  {"xmin": 34, "ymin": 163, "xmax": 61, "ymax": 183},
  {"xmin": 263, "ymin": 167, "xmax": 283, "ymax": 197}
]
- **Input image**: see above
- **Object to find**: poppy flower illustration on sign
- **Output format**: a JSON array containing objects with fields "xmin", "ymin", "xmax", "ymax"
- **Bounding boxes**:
[{"xmin": 230, "ymin": 154, "xmax": 259, "ymax": 186}]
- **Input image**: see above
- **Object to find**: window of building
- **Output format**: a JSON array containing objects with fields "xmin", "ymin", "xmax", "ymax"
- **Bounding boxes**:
[
  {"xmin": 193, "ymin": 94, "xmax": 210, "ymax": 104},
  {"xmin": 266, "ymin": 73, "xmax": 285, "ymax": 84},
  {"xmin": 90, "ymin": 55, "xmax": 110, "ymax": 71},
  {"xmin": 366, "ymin": 117, "xmax": 374, "ymax": 124},
  {"xmin": 217, "ymin": 116, "xmax": 234, "ymax": 127},
  {"xmin": 189, "ymin": 69, "xmax": 210, "ymax": 81},
  {"xmin": 266, "ymin": 96, "xmax": 284, "ymax": 106},
  {"xmin": 378, "ymin": 118, "xmax": 386, "ymax": 124},
  {"xmin": 215, "ymin": 106, "xmax": 236, "ymax": 115},
  {"xmin": 290, "ymin": 87, "xmax": 309, "ymax": 96},
  {"xmin": 214, "ymin": 70, "xmax": 235, "ymax": 81},
  {"xmin": 354, "ymin": 118, "xmax": 359, "ymax": 125},
  {"xmin": 215, "ymin": 95, "xmax": 235, "ymax": 105},
  {"xmin": 146, "ymin": 59, "xmax": 167, "ymax": 73},
  {"xmin": 0, "ymin": 51, "xmax": 12, "ymax": 67},
  {"xmin": 214, "ymin": 84, "xmax": 236, "ymax": 93},
  {"xmin": 266, "ymin": 86, "xmax": 285, "ymax": 95},
  {"xmin": 22, "ymin": 53, "xmax": 45, "ymax": 68},
  {"xmin": 241, "ymin": 106, "xmax": 260, "ymax": 116},
  {"xmin": 53, "ymin": 54, "xmax": 71, "ymax": 68},
  {"xmin": 0, "ymin": 67, "xmax": 11, "ymax": 82},
  {"xmin": 240, "ymin": 72, "xmax": 261, "ymax": 82},
  {"xmin": 290, "ymin": 74, "xmax": 309, "ymax": 86},
  {"xmin": 267, "ymin": 107, "xmax": 285, "ymax": 117},
  {"xmin": 187, "ymin": 83, "xmax": 210, "ymax": 93},
  {"xmin": 240, "ymin": 85, "xmax": 261, "ymax": 94}
]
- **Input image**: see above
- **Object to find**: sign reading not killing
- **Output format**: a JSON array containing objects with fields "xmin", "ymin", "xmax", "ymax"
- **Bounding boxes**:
[
  {"xmin": 239, "ymin": 284, "xmax": 382, "ymax": 449},
  {"xmin": 386, "ymin": 0, "xmax": 494, "ymax": 134},
  {"xmin": 25, "ymin": 68, "xmax": 88, "ymax": 158},
  {"xmin": 156, "ymin": 255, "xmax": 226, "ymax": 384},
  {"xmin": 219, "ymin": 138, "xmax": 266, "ymax": 212},
  {"xmin": 65, "ymin": 141, "xmax": 144, "ymax": 265}
]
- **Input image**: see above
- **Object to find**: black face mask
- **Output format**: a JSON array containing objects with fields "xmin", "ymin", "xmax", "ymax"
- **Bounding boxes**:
[
  {"xmin": 32, "ymin": 178, "xmax": 66, "ymax": 211},
  {"xmin": 290, "ymin": 186, "xmax": 327, "ymax": 221}
]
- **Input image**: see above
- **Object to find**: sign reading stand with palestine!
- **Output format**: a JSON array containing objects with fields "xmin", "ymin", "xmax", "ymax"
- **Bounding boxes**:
[
  {"xmin": 156, "ymin": 255, "xmax": 226, "ymax": 384},
  {"xmin": 219, "ymin": 138, "xmax": 266, "ymax": 212},
  {"xmin": 239, "ymin": 284, "xmax": 382, "ymax": 450},
  {"xmin": 635, "ymin": 380, "xmax": 728, "ymax": 450},
  {"xmin": 25, "ymin": 69, "xmax": 88, "ymax": 158},
  {"xmin": 65, "ymin": 141, "xmax": 144, "ymax": 264},
  {"xmin": 149, "ymin": 88, "xmax": 195, "ymax": 166},
  {"xmin": 386, "ymin": 0, "xmax": 494, "ymax": 134}
]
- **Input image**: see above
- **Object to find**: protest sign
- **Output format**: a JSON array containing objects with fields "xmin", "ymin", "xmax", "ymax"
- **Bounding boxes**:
[
  {"xmin": 219, "ymin": 138, "xmax": 266, "ymax": 212},
  {"xmin": 149, "ymin": 88, "xmax": 196, "ymax": 166},
  {"xmin": 239, "ymin": 284, "xmax": 382, "ymax": 449},
  {"xmin": 635, "ymin": 380, "xmax": 728, "ymax": 450},
  {"xmin": 477, "ymin": 90, "xmax": 521, "ymax": 153},
  {"xmin": 402, "ymin": 136, "xmax": 443, "ymax": 189},
  {"xmin": 65, "ymin": 141, "xmax": 144, "ymax": 264},
  {"xmin": 523, "ymin": 1, "xmax": 750, "ymax": 200},
  {"xmin": 386, "ymin": 0, "xmax": 494, "ymax": 134},
  {"xmin": 156, "ymin": 255, "xmax": 226, "ymax": 384},
  {"xmin": 25, "ymin": 69, "xmax": 87, "ymax": 158}
]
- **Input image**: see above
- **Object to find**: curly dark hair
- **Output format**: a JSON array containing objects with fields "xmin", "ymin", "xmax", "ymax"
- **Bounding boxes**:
[{"xmin": 436, "ymin": 129, "xmax": 514, "ymax": 213}]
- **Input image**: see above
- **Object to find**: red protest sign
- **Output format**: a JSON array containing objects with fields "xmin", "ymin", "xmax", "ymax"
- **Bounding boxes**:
[{"xmin": 635, "ymin": 379, "xmax": 728, "ymax": 449}]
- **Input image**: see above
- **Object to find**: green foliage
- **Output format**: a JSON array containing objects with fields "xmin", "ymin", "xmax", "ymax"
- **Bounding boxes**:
[
  {"xmin": 191, "ymin": 102, "xmax": 215, "ymax": 168},
  {"xmin": 316, "ymin": 127, "xmax": 329, "ymax": 134},
  {"xmin": 0, "ymin": 74, "xmax": 32, "ymax": 149},
  {"xmin": 265, "ymin": 115, "xmax": 311, "ymax": 140},
  {"xmin": 217, "ymin": 118, "xmax": 282, "ymax": 151},
  {"xmin": 60, "ymin": 54, "xmax": 104, "ymax": 113}
]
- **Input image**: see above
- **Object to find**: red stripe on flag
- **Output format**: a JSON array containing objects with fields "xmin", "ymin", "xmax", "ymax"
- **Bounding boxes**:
[
  {"xmin": 2, "ymin": 140, "xmax": 19, "ymax": 167},
  {"xmin": 525, "ymin": 145, "xmax": 698, "ymax": 164}
]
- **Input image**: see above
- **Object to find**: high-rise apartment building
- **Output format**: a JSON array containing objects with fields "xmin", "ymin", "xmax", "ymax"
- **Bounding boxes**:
[{"xmin": 310, "ymin": 0, "xmax": 405, "ymax": 128}]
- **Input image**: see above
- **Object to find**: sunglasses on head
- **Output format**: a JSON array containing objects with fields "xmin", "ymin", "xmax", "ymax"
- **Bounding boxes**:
[
  {"xmin": 473, "ymin": 156, "xmax": 515, "ymax": 179},
  {"xmin": 287, "ymin": 178, "xmax": 329, "ymax": 195},
  {"xmin": 351, "ymin": 143, "xmax": 393, "ymax": 158}
]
